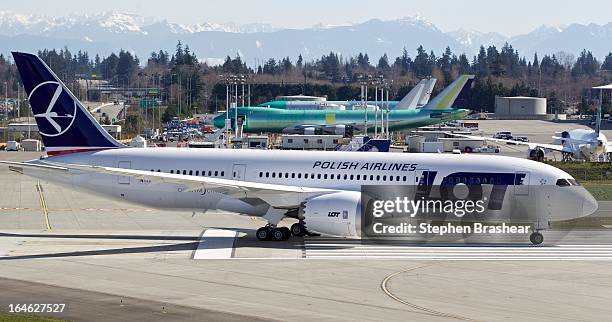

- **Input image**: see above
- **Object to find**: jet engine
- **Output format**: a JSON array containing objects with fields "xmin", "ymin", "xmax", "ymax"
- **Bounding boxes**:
[
  {"xmin": 303, "ymin": 127, "xmax": 318, "ymax": 135},
  {"xmin": 323, "ymin": 124, "xmax": 354, "ymax": 136},
  {"xmin": 528, "ymin": 147, "xmax": 545, "ymax": 162},
  {"xmin": 301, "ymin": 191, "xmax": 361, "ymax": 238}
]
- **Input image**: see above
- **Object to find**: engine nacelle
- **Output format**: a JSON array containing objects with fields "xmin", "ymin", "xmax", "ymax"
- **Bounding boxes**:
[
  {"xmin": 303, "ymin": 127, "xmax": 317, "ymax": 135},
  {"xmin": 282, "ymin": 127, "xmax": 323, "ymax": 135},
  {"xmin": 323, "ymin": 124, "xmax": 353, "ymax": 136},
  {"xmin": 528, "ymin": 147, "xmax": 545, "ymax": 162},
  {"xmin": 302, "ymin": 191, "xmax": 361, "ymax": 238}
]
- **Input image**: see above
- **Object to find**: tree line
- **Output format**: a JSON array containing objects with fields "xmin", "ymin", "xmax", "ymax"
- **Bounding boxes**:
[{"xmin": 1, "ymin": 41, "xmax": 612, "ymax": 120}]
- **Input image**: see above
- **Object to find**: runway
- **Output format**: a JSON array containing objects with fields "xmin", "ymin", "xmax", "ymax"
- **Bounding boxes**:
[
  {"xmin": 304, "ymin": 239, "xmax": 612, "ymax": 260},
  {"xmin": 4, "ymin": 229, "xmax": 612, "ymax": 261}
]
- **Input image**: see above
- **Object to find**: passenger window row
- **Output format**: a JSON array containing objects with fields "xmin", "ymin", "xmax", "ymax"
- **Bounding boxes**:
[
  {"xmin": 257, "ymin": 171, "xmax": 408, "ymax": 182},
  {"xmin": 149, "ymin": 169, "xmax": 225, "ymax": 177}
]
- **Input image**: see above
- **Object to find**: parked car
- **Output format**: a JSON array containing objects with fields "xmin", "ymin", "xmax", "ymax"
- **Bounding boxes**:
[
  {"xmin": 474, "ymin": 145, "xmax": 500, "ymax": 153},
  {"xmin": 494, "ymin": 131, "xmax": 512, "ymax": 140},
  {"xmin": 507, "ymin": 136, "xmax": 529, "ymax": 145}
]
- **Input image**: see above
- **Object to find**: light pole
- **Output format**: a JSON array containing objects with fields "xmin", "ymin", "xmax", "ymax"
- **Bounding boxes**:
[
  {"xmin": 374, "ymin": 83, "xmax": 378, "ymax": 137},
  {"xmin": 247, "ymin": 76, "xmax": 251, "ymax": 107},
  {"xmin": 4, "ymin": 81, "xmax": 7, "ymax": 142},
  {"xmin": 17, "ymin": 82, "xmax": 20, "ymax": 120}
]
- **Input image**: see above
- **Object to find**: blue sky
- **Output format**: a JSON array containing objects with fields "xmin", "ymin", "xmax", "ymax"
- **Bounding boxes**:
[{"xmin": 4, "ymin": 0, "xmax": 611, "ymax": 36}]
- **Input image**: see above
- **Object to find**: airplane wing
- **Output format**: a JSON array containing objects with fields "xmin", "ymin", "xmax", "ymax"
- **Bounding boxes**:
[
  {"xmin": 5, "ymin": 160, "xmax": 336, "ymax": 208},
  {"xmin": 445, "ymin": 133, "xmax": 573, "ymax": 153},
  {"xmin": 0, "ymin": 160, "xmax": 69, "ymax": 173}
]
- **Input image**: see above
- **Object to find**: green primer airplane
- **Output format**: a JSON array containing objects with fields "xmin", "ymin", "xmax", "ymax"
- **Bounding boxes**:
[{"xmin": 213, "ymin": 75, "xmax": 474, "ymax": 135}]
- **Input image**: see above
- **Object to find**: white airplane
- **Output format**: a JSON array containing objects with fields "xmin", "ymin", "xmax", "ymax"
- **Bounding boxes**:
[
  {"xmin": 448, "ymin": 96, "xmax": 612, "ymax": 162},
  {"xmin": 2, "ymin": 52, "xmax": 599, "ymax": 245}
]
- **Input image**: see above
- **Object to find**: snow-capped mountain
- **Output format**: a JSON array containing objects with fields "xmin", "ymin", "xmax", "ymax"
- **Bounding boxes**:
[
  {"xmin": 0, "ymin": 11, "xmax": 276, "ymax": 36},
  {"xmin": 0, "ymin": 11, "xmax": 610, "ymax": 63},
  {"xmin": 0, "ymin": 11, "xmax": 153, "ymax": 35},
  {"xmin": 448, "ymin": 29, "xmax": 507, "ymax": 51}
]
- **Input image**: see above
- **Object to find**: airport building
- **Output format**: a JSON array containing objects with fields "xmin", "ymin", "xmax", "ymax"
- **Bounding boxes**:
[
  {"xmin": 2, "ymin": 123, "xmax": 122, "ymax": 141},
  {"xmin": 494, "ymin": 96, "xmax": 563, "ymax": 120}
]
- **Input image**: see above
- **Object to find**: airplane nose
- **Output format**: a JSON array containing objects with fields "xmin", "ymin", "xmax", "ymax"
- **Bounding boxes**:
[{"xmin": 582, "ymin": 190, "xmax": 599, "ymax": 217}]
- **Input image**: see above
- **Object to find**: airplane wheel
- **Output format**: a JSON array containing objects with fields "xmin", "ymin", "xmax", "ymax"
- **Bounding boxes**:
[
  {"xmin": 280, "ymin": 227, "xmax": 291, "ymax": 240},
  {"xmin": 272, "ymin": 228, "xmax": 287, "ymax": 241},
  {"xmin": 291, "ymin": 223, "xmax": 306, "ymax": 237},
  {"xmin": 256, "ymin": 227, "xmax": 271, "ymax": 241},
  {"xmin": 530, "ymin": 232, "xmax": 544, "ymax": 245}
]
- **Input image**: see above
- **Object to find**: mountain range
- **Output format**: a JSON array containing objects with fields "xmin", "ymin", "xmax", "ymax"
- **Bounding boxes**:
[{"xmin": 0, "ymin": 11, "xmax": 611, "ymax": 65}]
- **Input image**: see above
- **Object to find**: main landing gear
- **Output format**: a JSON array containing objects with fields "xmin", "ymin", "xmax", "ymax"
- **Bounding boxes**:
[
  {"xmin": 256, "ymin": 222, "xmax": 318, "ymax": 241},
  {"xmin": 256, "ymin": 224, "xmax": 291, "ymax": 241}
]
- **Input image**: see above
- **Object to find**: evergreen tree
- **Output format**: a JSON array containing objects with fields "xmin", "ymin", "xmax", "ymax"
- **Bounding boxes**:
[
  {"xmin": 602, "ymin": 53, "xmax": 612, "ymax": 71},
  {"xmin": 377, "ymin": 54, "xmax": 390, "ymax": 70},
  {"xmin": 572, "ymin": 49, "xmax": 600, "ymax": 76},
  {"xmin": 457, "ymin": 54, "xmax": 471, "ymax": 74},
  {"xmin": 532, "ymin": 53, "xmax": 539, "ymax": 70},
  {"xmin": 475, "ymin": 46, "xmax": 488, "ymax": 75},
  {"xmin": 413, "ymin": 45, "xmax": 430, "ymax": 76},
  {"xmin": 296, "ymin": 54, "xmax": 303, "ymax": 69},
  {"xmin": 393, "ymin": 47, "xmax": 412, "ymax": 75}
]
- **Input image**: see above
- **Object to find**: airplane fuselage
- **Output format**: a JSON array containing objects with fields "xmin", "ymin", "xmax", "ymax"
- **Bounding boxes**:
[
  {"xmin": 213, "ymin": 107, "xmax": 469, "ymax": 133},
  {"xmin": 25, "ymin": 148, "xmax": 596, "ymax": 223},
  {"xmin": 257, "ymin": 100, "xmax": 401, "ymax": 110}
]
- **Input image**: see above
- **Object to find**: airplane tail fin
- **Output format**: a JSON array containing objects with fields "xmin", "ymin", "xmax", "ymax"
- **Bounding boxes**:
[
  {"xmin": 394, "ymin": 79, "xmax": 427, "ymax": 110},
  {"xmin": 422, "ymin": 75, "xmax": 474, "ymax": 110},
  {"xmin": 12, "ymin": 52, "xmax": 124, "ymax": 156},
  {"xmin": 417, "ymin": 78, "xmax": 437, "ymax": 107}
]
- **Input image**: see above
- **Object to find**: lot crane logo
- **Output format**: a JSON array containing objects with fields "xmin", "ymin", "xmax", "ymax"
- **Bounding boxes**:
[{"xmin": 29, "ymin": 81, "xmax": 77, "ymax": 137}]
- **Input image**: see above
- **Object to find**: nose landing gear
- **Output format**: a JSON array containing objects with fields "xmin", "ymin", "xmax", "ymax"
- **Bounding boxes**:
[
  {"xmin": 290, "ymin": 223, "xmax": 307, "ymax": 237},
  {"xmin": 530, "ymin": 231, "xmax": 544, "ymax": 245}
]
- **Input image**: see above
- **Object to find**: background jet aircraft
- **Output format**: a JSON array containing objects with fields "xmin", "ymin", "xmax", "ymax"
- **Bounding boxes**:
[
  {"xmin": 215, "ymin": 76, "xmax": 472, "ymax": 135},
  {"xmin": 257, "ymin": 78, "xmax": 436, "ymax": 110},
  {"xmin": 448, "ymin": 89, "xmax": 612, "ymax": 162}
]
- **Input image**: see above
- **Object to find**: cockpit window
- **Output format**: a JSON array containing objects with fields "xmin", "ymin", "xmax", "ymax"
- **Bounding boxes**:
[
  {"xmin": 556, "ymin": 179, "xmax": 571, "ymax": 186},
  {"xmin": 556, "ymin": 179, "xmax": 580, "ymax": 186}
]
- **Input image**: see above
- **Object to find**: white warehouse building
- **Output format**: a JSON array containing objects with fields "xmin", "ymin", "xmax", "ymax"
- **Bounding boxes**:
[{"xmin": 494, "ymin": 96, "xmax": 562, "ymax": 120}]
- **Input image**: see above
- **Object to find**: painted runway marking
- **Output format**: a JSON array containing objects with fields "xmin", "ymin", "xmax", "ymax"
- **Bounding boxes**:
[
  {"xmin": 35, "ymin": 182, "xmax": 51, "ymax": 230},
  {"xmin": 193, "ymin": 229, "xmax": 237, "ymax": 259},
  {"xmin": 303, "ymin": 239, "xmax": 612, "ymax": 260}
]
